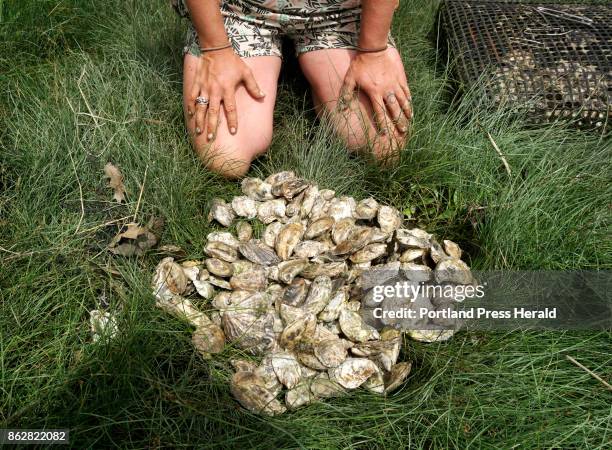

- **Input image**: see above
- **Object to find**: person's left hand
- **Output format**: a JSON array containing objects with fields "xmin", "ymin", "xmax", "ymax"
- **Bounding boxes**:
[{"xmin": 340, "ymin": 50, "xmax": 413, "ymax": 136}]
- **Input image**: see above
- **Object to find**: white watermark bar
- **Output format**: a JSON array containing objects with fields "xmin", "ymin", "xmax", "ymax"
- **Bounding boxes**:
[
  {"xmin": 0, "ymin": 429, "xmax": 69, "ymax": 444},
  {"xmin": 359, "ymin": 270, "xmax": 611, "ymax": 331}
]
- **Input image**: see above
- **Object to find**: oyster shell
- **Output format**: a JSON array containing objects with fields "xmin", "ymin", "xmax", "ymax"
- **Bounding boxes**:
[
  {"xmin": 301, "ymin": 261, "xmax": 347, "ymax": 279},
  {"xmin": 230, "ymin": 289, "xmax": 253, "ymax": 307},
  {"xmin": 255, "ymin": 354, "xmax": 283, "ymax": 395},
  {"xmin": 223, "ymin": 309, "xmax": 277, "ymax": 354},
  {"xmin": 318, "ymin": 287, "xmax": 347, "ymax": 322},
  {"xmin": 280, "ymin": 303, "xmax": 306, "ymax": 324},
  {"xmin": 272, "ymin": 178, "xmax": 309, "ymax": 200},
  {"xmin": 328, "ymin": 196, "xmax": 356, "ymax": 221},
  {"xmin": 330, "ymin": 358, "xmax": 379, "ymax": 389},
  {"xmin": 300, "ymin": 185, "xmax": 319, "ymax": 218},
  {"xmin": 208, "ymin": 198, "xmax": 235, "ymax": 227},
  {"xmin": 257, "ymin": 199, "xmax": 286, "ymax": 224},
  {"xmin": 281, "ymin": 278, "xmax": 310, "ymax": 307},
  {"xmin": 192, "ymin": 322, "xmax": 226, "ymax": 356},
  {"xmin": 230, "ymin": 371, "xmax": 286, "ymax": 416},
  {"xmin": 206, "ymin": 231, "xmax": 240, "ymax": 249},
  {"xmin": 319, "ymin": 189, "xmax": 336, "ymax": 200},
  {"xmin": 285, "ymin": 191, "xmax": 304, "ymax": 217},
  {"xmin": 241, "ymin": 177, "xmax": 274, "ymax": 201},
  {"xmin": 339, "ymin": 309, "xmax": 379, "ymax": 343},
  {"xmin": 270, "ymin": 351, "xmax": 302, "ymax": 389},
  {"xmin": 262, "ymin": 221, "xmax": 282, "ymax": 248},
  {"xmin": 212, "ymin": 291, "xmax": 232, "ymax": 311},
  {"xmin": 152, "ymin": 257, "xmax": 188, "ymax": 298},
  {"xmin": 296, "ymin": 350, "xmax": 328, "ymax": 371},
  {"xmin": 313, "ymin": 337, "xmax": 347, "ymax": 368},
  {"xmin": 377, "ymin": 205, "xmax": 402, "ymax": 234},
  {"xmin": 309, "ymin": 196, "xmax": 330, "ymax": 221},
  {"xmin": 310, "ymin": 372, "xmax": 346, "ymax": 398},
  {"xmin": 280, "ymin": 314, "xmax": 317, "ymax": 350},
  {"xmin": 155, "ymin": 295, "xmax": 209, "ymax": 329},
  {"xmin": 443, "ymin": 239, "xmax": 462, "ymax": 259},
  {"xmin": 434, "ymin": 258, "xmax": 473, "ymax": 285},
  {"xmin": 350, "ymin": 328, "xmax": 399, "ymax": 368},
  {"xmin": 399, "ymin": 248, "xmax": 426, "ymax": 263},
  {"xmin": 277, "ymin": 258, "xmax": 309, "ymax": 284},
  {"xmin": 266, "ymin": 282, "xmax": 284, "ymax": 303},
  {"xmin": 230, "ymin": 265, "xmax": 267, "ymax": 291},
  {"xmin": 368, "ymin": 227, "xmax": 391, "ymax": 244},
  {"xmin": 236, "ymin": 222, "xmax": 253, "ymax": 242},
  {"xmin": 406, "ymin": 329, "xmax": 454, "ymax": 343},
  {"xmin": 384, "ymin": 361, "xmax": 412, "ymax": 394},
  {"xmin": 275, "ymin": 222, "xmax": 305, "ymax": 260},
  {"xmin": 332, "ymin": 226, "xmax": 373, "ymax": 255},
  {"xmin": 395, "ymin": 228, "xmax": 432, "ymax": 249},
  {"xmin": 294, "ymin": 240, "xmax": 330, "ymax": 259},
  {"xmin": 286, "ymin": 382, "xmax": 314, "ymax": 410},
  {"xmin": 232, "ymin": 259, "xmax": 254, "ymax": 274},
  {"xmin": 210, "ymin": 310, "xmax": 222, "ymax": 326},
  {"xmin": 363, "ymin": 365, "xmax": 384, "ymax": 394},
  {"xmin": 265, "ymin": 171, "xmax": 295, "ymax": 185},
  {"xmin": 193, "ymin": 280, "xmax": 214, "ymax": 299},
  {"xmin": 400, "ymin": 263, "xmax": 433, "ymax": 282},
  {"xmin": 205, "ymin": 258, "xmax": 233, "ymax": 277},
  {"xmin": 89, "ymin": 310, "xmax": 118, "ymax": 342},
  {"xmin": 239, "ymin": 239, "xmax": 280, "ymax": 265},
  {"xmin": 429, "ymin": 240, "xmax": 449, "ymax": 264},
  {"xmin": 231, "ymin": 358, "xmax": 257, "ymax": 373},
  {"xmin": 208, "ymin": 275, "xmax": 231, "ymax": 290},
  {"xmin": 304, "ymin": 217, "xmax": 334, "ymax": 240},
  {"xmin": 354, "ymin": 197, "xmax": 379, "ymax": 220},
  {"xmin": 349, "ymin": 243, "xmax": 387, "ymax": 264},
  {"xmin": 181, "ymin": 260, "xmax": 201, "ymax": 282},
  {"xmin": 303, "ymin": 275, "xmax": 333, "ymax": 315},
  {"xmin": 231, "ymin": 196, "xmax": 258, "ymax": 219},
  {"xmin": 331, "ymin": 218, "xmax": 355, "ymax": 244},
  {"xmin": 205, "ymin": 241, "xmax": 238, "ymax": 262}
]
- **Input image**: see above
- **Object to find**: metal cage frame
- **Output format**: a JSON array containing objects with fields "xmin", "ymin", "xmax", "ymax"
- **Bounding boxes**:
[{"xmin": 441, "ymin": 0, "xmax": 611, "ymax": 129}]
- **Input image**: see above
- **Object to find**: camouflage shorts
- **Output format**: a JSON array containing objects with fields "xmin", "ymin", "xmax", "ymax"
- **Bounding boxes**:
[{"xmin": 172, "ymin": 0, "xmax": 393, "ymax": 58}]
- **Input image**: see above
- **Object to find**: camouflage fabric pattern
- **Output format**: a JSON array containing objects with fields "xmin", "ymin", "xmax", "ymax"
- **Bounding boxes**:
[{"xmin": 175, "ymin": 0, "xmax": 393, "ymax": 58}]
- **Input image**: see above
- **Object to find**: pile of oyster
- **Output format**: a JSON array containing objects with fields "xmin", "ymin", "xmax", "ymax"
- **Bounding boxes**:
[{"xmin": 152, "ymin": 171, "xmax": 471, "ymax": 415}]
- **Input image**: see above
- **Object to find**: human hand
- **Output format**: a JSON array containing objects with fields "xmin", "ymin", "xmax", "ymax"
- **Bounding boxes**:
[
  {"xmin": 187, "ymin": 47, "xmax": 265, "ymax": 141},
  {"xmin": 340, "ymin": 50, "xmax": 412, "ymax": 136}
]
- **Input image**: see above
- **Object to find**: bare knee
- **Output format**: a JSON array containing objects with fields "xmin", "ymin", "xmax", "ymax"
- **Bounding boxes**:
[
  {"xmin": 327, "ymin": 107, "xmax": 408, "ymax": 163},
  {"xmin": 370, "ymin": 131, "xmax": 407, "ymax": 164},
  {"xmin": 192, "ymin": 132, "xmax": 272, "ymax": 179}
]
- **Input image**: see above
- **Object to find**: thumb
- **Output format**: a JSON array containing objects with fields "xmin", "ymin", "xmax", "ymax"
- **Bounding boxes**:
[{"xmin": 243, "ymin": 68, "xmax": 265, "ymax": 100}]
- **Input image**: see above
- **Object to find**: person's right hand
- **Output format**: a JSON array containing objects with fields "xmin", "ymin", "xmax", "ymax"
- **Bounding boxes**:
[{"xmin": 187, "ymin": 47, "xmax": 265, "ymax": 142}]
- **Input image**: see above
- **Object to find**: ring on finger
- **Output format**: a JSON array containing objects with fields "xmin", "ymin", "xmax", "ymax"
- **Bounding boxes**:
[
  {"xmin": 195, "ymin": 96, "xmax": 209, "ymax": 106},
  {"xmin": 385, "ymin": 91, "xmax": 397, "ymax": 103}
]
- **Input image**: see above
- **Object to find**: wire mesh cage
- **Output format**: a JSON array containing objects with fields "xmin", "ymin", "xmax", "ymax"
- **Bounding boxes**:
[{"xmin": 441, "ymin": 1, "xmax": 611, "ymax": 129}]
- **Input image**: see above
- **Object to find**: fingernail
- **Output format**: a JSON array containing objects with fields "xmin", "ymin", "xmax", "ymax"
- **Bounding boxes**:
[
  {"xmin": 195, "ymin": 127, "xmax": 201, "ymax": 134},
  {"xmin": 400, "ymin": 126, "xmax": 407, "ymax": 133},
  {"xmin": 230, "ymin": 127, "xmax": 236, "ymax": 134},
  {"xmin": 259, "ymin": 91, "xmax": 265, "ymax": 97},
  {"xmin": 207, "ymin": 133, "xmax": 214, "ymax": 140}
]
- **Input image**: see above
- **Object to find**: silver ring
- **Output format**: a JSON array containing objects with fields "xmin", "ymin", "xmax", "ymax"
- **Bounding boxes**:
[
  {"xmin": 195, "ymin": 96, "xmax": 209, "ymax": 106},
  {"xmin": 385, "ymin": 92, "xmax": 397, "ymax": 103}
]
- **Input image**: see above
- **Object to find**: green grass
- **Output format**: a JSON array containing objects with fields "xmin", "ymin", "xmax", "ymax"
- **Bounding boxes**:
[{"xmin": 1, "ymin": 0, "xmax": 611, "ymax": 448}]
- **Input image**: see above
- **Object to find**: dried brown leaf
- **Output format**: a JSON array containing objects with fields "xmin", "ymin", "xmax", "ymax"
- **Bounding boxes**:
[
  {"xmin": 104, "ymin": 162, "xmax": 127, "ymax": 203},
  {"xmin": 108, "ymin": 221, "xmax": 158, "ymax": 256}
]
